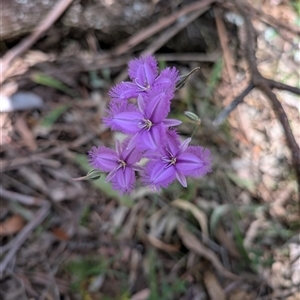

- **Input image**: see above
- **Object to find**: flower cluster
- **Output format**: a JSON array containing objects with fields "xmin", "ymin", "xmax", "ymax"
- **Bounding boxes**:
[{"xmin": 88, "ymin": 55, "xmax": 212, "ymax": 194}]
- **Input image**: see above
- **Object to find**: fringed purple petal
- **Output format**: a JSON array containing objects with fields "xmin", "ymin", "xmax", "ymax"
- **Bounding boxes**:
[
  {"xmin": 111, "ymin": 167, "xmax": 136, "ymax": 194},
  {"xmin": 137, "ymin": 94, "xmax": 146, "ymax": 114},
  {"xmin": 176, "ymin": 146, "xmax": 212, "ymax": 177},
  {"xmin": 163, "ymin": 118, "xmax": 182, "ymax": 128},
  {"xmin": 109, "ymin": 82, "xmax": 139, "ymax": 101},
  {"xmin": 165, "ymin": 129, "xmax": 181, "ymax": 156},
  {"xmin": 88, "ymin": 146, "xmax": 118, "ymax": 172},
  {"xmin": 128, "ymin": 55, "xmax": 158, "ymax": 89},
  {"xmin": 120, "ymin": 138, "xmax": 143, "ymax": 164},
  {"xmin": 142, "ymin": 160, "xmax": 176, "ymax": 190},
  {"xmin": 103, "ymin": 102, "xmax": 142, "ymax": 133},
  {"xmin": 144, "ymin": 86, "xmax": 174, "ymax": 122},
  {"xmin": 154, "ymin": 67, "xmax": 179, "ymax": 90},
  {"xmin": 176, "ymin": 171, "xmax": 187, "ymax": 187},
  {"xmin": 137, "ymin": 123, "xmax": 165, "ymax": 151}
]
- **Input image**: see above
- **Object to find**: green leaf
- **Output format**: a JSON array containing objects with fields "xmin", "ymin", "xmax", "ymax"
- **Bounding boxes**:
[
  {"xmin": 31, "ymin": 72, "xmax": 78, "ymax": 97},
  {"xmin": 184, "ymin": 111, "xmax": 201, "ymax": 122},
  {"xmin": 74, "ymin": 154, "xmax": 134, "ymax": 207},
  {"xmin": 40, "ymin": 104, "xmax": 70, "ymax": 127}
]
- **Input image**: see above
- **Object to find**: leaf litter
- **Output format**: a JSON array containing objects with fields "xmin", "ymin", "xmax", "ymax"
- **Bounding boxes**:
[{"xmin": 0, "ymin": 0, "xmax": 299, "ymax": 299}]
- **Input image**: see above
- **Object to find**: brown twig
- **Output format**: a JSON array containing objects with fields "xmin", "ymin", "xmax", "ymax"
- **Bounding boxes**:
[
  {"xmin": 0, "ymin": 186, "xmax": 47, "ymax": 206},
  {"xmin": 142, "ymin": 9, "xmax": 209, "ymax": 56},
  {"xmin": 0, "ymin": 203, "xmax": 51, "ymax": 278},
  {"xmin": 266, "ymin": 79, "xmax": 300, "ymax": 95},
  {"xmin": 115, "ymin": 6, "xmax": 212, "ymax": 83},
  {"xmin": 155, "ymin": 51, "xmax": 221, "ymax": 62},
  {"xmin": 218, "ymin": 0, "xmax": 300, "ymax": 194},
  {"xmin": 1, "ymin": 0, "xmax": 74, "ymax": 79}
]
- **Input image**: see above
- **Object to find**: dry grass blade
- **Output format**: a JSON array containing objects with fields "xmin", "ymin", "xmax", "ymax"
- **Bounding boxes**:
[
  {"xmin": 177, "ymin": 223, "xmax": 238, "ymax": 280},
  {"xmin": 215, "ymin": 226, "xmax": 241, "ymax": 259},
  {"xmin": 147, "ymin": 234, "xmax": 180, "ymax": 253},
  {"xmin": 203, "ymin": 270, "xmax": 226, "ymax": 300},
  {"xmin": 172, "ymin": 199, "xmax": 208, "ymax": 236},
  {"xmin": 14, "ymin": 115, "xmax": 37, "ymax": 151}
]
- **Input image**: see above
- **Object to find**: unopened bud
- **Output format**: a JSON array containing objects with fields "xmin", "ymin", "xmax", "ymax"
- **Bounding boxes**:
[
  {"xmin": 184, "ymin": 111, "xmax": 201, "ymax": 124},
  {"xmin": 176, "ymin": 67, "xmax": 200, "ymax": 89},
  {"xmin": 71, "ymin": 169, "xmax": 102, "ymax": 181}
]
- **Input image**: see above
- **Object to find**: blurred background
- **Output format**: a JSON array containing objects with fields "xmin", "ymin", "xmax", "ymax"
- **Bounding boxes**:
[{"xmin": 1, "ymin": 0, "xmax": 299, "ymax": 299}]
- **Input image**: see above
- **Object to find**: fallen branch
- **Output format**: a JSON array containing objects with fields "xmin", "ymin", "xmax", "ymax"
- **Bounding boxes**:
[
  {"xmin": 220, "ymin": 0, "xmax": 300, "ymax": 192},
  {"xmin": 215, "ymin": 0, "xmax": 300, "ymax": 196}
]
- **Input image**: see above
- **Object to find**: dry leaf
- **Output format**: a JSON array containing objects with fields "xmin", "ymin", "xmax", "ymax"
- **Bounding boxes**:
[
  {"xmin": 203, "ymin": 270, "xmax": 225, "ymax": 300},
  {"xmin": 51, "ymin": 227, "xmax": 70, "ymax": 240},
  {"xmin": 0, "ymin": 215, "xmax": 25, "ymax": 236},
  {"xmin": 147, "ymin": 234, "xmax": 180, "ymax": 252},
  {"xmin": 15, "ymin": 115, "xmax": 37, "ymax": 151},
  {"xmin": 172, "ymin": 199, "xmax": 208, "ymax": 236},
  {"xmin": 177, "ymin": 223, "xmax": 238, "ymax": 280},
  {"xmin": 216, "ymin": 226, "xmax": 241, "ymax": 258}
]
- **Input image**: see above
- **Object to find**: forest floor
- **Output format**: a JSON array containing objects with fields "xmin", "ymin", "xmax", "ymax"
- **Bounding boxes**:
[{"xmin": 1, "ymin": 0, "xmax": 300, "ymax": 299}]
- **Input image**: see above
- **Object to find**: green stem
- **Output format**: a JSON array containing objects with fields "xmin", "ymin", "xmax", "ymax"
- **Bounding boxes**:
[{"xmin": 190, "ymin": 124, "xmax": 199, "ymax": 139}]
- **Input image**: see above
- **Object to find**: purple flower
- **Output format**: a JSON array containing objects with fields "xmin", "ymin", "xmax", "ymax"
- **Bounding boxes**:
[
  {"xmin": 88, "ymin": 139, "xmax": 142, "ymax": 194},
  {"xmin": 109, "ymin": 55, "xmax": 179, "ymax": 102},
  {"xmin": 104, "ymin": 87, "xmax": 181, "ymax": 151},
  {"xmin": 142, "ymin": 132, "xmax": 212, "ymax": 190}
]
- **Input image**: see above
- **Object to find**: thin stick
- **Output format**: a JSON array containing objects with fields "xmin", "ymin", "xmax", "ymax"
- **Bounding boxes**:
[
  {"xmin": 213, "ymin": 83, "xmax": 254, "ymax": 125},
  {"xmin": 0, "ymin": 203, "xmax": 51, "ymax": 277},
  {"xmin": 266, "ymin": 79, "xmax": 300, "ymax": 95},
  {"xmin": 143, "ymin": 8, "xmax": 209, "ymax": 56},
  {"xmin": 155, "ymin": 52, "xmax": 220, "ymax": 62},
  {"xmin": 0, "ymin": 186, "xmax": 46, "ymax": 206},
  {"xmin": 1, "ymin": 0, "xmax": 74, "ymax": 78}
]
